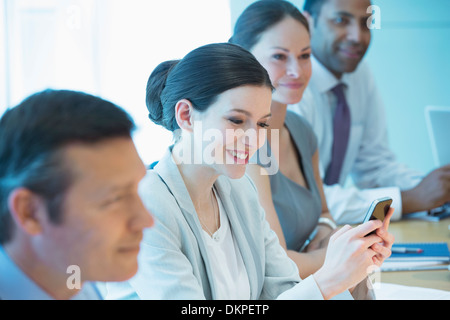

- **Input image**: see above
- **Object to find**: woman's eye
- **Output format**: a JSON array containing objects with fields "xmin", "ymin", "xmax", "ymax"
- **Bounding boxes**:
[
  {"xmin": 258, "ymin": 122, "xmax": 270, "ymax": 128},
  {"xmin": 273, "ymin": 54, "xmax": 286, "ymax": 61},
  {"xmin": 228, "ymin": 118, "xmax": 243, "ymax": 125},
  {"xmin": 300, "ymin": 53, "xmax": 311, "ymax": 60}
]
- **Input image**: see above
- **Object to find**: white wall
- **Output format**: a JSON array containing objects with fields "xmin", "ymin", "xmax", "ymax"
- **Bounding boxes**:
[
  {"xmin": 0, "ymin": 0, "xmax": 8, "ymax": 112},
  {"xmin": 2, "ymin": 0, "xmax": 232, "ymax": 165}
]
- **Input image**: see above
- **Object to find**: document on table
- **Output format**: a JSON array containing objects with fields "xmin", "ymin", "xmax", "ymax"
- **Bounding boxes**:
[{"xmin": 374, "ymin": 283, "xmax": 450, "ymax": 300}]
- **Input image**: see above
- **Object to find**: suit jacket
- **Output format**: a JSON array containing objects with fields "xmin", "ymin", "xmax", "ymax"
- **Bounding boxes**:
[{"xmin": 105, "ymin": 149, "xmax": 360, "ymax": 300}]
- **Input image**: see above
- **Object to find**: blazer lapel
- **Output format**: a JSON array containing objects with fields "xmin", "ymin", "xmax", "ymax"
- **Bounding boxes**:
[
  {"xmin": 215, "ymin": 176, "xmax": 262, "ymax": 300},
  {"xmin": 153, "ymin": 149, "xmax": 218, "ymax": 299}
]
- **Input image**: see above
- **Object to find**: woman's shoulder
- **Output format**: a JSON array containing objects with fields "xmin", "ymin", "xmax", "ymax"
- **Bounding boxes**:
[
  {"xmin": 219, "ymin": 174, "xmax": 266, "ymax": 222},
  {"xmin": 285, "ymin": 110, "xmax": 314, "ymax": 133},
  {"xmin": 138, "ymin": 170, "xmax": 181, "ymax": 220},
  {"xmin": 223, "ymin": 173, "xmax": 258, "ymax": 195},
  {"xmin": 285, "ymin": 110, "xmax": 318, "ymax": 153},
  {"xmin": 139, "ymin": 169, "xmax": 168, "ymax": 197}
]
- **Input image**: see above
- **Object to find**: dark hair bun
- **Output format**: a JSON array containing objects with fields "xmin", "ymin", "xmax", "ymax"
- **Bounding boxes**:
[
  {"xmin": 146, "ymin": 60, "xmax": 179, "ymax": 131},
  {"xmin": 145, "ymin": 43, "xmax": 272, "ymax": 134}
]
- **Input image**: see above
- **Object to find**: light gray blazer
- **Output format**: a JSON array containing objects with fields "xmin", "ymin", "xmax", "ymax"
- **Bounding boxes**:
[{"xmin": 105, "ymin": 149, "xmax": 362, "ymax": 300}]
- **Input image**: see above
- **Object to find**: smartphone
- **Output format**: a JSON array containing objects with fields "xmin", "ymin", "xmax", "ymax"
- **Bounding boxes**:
[{"xmin": 363, "ymin": 197, "xmax": 392, "ymax": 235}]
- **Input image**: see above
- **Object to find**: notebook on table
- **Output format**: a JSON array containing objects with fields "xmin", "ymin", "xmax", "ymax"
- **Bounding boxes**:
[{"xmin": 381, "ymin": 242, "xmax": 450, "ymax": 272}]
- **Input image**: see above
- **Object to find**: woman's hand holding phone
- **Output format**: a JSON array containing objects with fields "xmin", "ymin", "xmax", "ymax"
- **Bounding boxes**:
[
  {"xmin": 370, "ymin": 207, "xmax": 395, "ymax": 265},
  {"xmin": 312, "ymin": 206, "xmax": 395, "ymax": 299}
]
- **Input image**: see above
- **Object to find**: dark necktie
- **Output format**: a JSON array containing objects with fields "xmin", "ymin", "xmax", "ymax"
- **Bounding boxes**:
[{"xmin": 324, "ymin": 83, "xmax": 351, "ymax": 185}]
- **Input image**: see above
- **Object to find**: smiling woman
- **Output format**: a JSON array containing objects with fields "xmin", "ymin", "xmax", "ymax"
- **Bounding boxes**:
[{"xmin": 144, "ymin": 43, "xmax": 273, "ymax": 178}]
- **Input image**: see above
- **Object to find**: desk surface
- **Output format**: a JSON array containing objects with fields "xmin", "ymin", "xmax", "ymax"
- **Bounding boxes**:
[{"xmin": 380, "ymin": 218, "xmax": 450, "ymax": 291}]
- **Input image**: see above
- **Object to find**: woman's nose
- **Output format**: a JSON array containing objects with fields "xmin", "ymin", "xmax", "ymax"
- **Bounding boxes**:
[{"xmin": 286, "ymin": 59, "xmax": 300, "ymax": 78}]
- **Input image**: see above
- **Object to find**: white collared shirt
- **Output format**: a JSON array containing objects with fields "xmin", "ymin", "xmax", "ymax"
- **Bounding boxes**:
[
  {"xmin": 289, "ymin": 56, "xmax": 422, "ymax": 224},
  {"xmin": 201, "ymin": 188, "xmax": 251, "ymax": 300}
]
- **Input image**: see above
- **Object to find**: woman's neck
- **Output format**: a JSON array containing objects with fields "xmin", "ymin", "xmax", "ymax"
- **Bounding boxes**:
[
  {"xmin": 171, "ymin": 143, "xmax": 218, "ymax": 206},
  {"xmin": 267, "ymin": 101, "xmax": 288, "ymax": 143},
  {"xmin": 171, "ymin": 144, "xmax": 221, "ymax": 235}
]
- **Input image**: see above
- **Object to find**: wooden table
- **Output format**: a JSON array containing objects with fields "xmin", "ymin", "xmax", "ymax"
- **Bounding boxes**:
[{"xmin": 380, "ymin": 218, "xmax": 450, "ymax": 291}]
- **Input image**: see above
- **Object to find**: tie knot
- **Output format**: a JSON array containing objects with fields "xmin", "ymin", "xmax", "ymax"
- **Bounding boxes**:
[{"xmin": 331, "ymin": 83, "xmax": 346, "ymax": 100}]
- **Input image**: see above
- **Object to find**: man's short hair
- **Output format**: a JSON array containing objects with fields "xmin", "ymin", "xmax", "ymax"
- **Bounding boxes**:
[
  {"xmin": 303, "ymin": 0, "xmax": 328, "ymax": 18},
  {"xmin": 0, "ymin": 89, "xmax": 136, "ymax": 244}
]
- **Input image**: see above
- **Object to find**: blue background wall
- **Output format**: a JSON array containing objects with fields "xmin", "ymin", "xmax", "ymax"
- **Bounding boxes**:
[
  {"xmin": 366, "ymin": 0, "xmax": 450, "ymax": 174},
  {"xmin": 229, "ymin": 0, "xmax": 450, "ymax": 174}
]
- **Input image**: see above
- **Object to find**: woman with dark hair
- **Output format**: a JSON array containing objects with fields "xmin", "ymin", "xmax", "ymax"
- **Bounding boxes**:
[
  {"xmin": 230, "ymin": 0, "xmax": 394, "ymax": 287},
  {"xmin": 106, "ymin": 42, "xmax": 390, "ymax": 300}
]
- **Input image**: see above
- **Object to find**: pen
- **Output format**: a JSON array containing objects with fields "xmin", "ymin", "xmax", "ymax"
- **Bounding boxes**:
[{"xmin": 391, "ymin": 247, "xmax": 423, "ymax": 254}]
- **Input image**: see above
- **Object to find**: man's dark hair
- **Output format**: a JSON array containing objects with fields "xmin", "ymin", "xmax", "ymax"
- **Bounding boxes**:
[
  {"xmin": 0, "ymin": 89, "xmax": 136, "ymax": 244},
  {"xmin": 303, "ymin": 0, "xmax": 328, "ymax": 19}
]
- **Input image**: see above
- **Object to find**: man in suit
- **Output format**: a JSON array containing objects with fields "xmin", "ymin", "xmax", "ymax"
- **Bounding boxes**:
[
  {"xmin": 290, "ymin": 0, "xmax": 450, "ymax": 223},
  {"xmin": 0, "ymin": 89, "xmax": 154, "ymax": 299}
]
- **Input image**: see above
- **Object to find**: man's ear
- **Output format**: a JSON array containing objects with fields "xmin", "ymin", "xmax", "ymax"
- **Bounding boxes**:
[
  {"xmin": 175, "ymin": 99, "xmax": 195, "ymax": 133},
  {"xmin": 7, "ymin": 188, "xmax": 45, "ymax": 236}
]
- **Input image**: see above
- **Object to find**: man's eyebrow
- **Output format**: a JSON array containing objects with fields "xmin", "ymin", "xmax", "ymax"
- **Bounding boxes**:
[
  {"xmin": 335, "ymin": 11, "xmax": 372, "ymax": 20},
  {"xmin": 103, "ymin": 182, "xmax": 135, "ymax": 194},
  {"xmin": 335, "ymin": 11, "xmax": 354, "ymax": 18},
  {"xmin": 334, "ymin": 11, "xmax": 354, "ymax": 18}
]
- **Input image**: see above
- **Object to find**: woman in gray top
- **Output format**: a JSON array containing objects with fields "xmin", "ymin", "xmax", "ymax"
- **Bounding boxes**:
[
  {"xmin": 254, "ymin": 112, "xmax": 322, "ymax": 252},
  {"xmin": 230, "ymin": 0, "xmax": 394, "ymax": 278}
]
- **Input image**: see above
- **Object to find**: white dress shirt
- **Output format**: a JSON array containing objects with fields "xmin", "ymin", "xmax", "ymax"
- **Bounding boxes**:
[
  {"xmin": 201, "ymin": 187, "xmax": 251, "ymax": 300},
  {"xmin": 289, "ymin": 56, "xmax": 422, "ymax": 224}
]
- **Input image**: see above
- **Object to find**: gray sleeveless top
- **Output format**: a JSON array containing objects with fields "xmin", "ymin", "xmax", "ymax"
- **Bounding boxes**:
[{"xmin": 252, "ymin": 111, "xmax": 322, "ymax": 252}]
